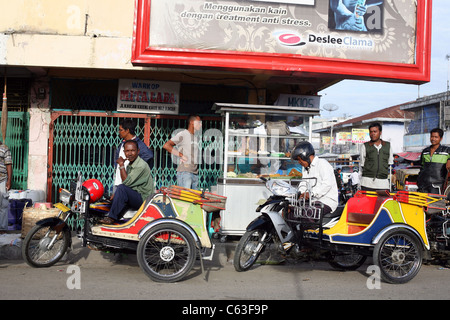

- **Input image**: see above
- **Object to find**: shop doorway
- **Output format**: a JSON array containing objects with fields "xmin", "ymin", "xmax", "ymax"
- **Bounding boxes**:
[
  {"xmin": 47, "ymin": 112, "xmax": 222, "ymax": 202},
  {"xmin": 47, "ymin": 78, "xmax": 245, "ymax": 202}
]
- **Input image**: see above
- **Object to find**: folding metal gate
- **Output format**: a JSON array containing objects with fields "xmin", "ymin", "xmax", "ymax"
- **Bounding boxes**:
[
  {"xmin": 47, "ymin": 111, "xmax": 223, "ymax": 202},
  {"xmin": 0, "ymin": 111, "xmax": 29, "ymax": 190}
]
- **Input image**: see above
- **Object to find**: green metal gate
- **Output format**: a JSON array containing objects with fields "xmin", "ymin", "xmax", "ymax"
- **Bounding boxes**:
[
  {"xmin": 149, "ymin": 116, "xmax": 223, "ymax": 190},
  {"xmin": 0, "ymin": 111, "xmax": 29, "ymax": 190},
  {"xmin": 48, "ymin": 111, "xmax": 223, "ymax": 202}
]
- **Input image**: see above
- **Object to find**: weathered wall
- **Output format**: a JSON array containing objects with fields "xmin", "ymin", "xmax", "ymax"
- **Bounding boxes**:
[{"xmin": 0, "ymin": 0, "xmax": 136, "ymax": 70}]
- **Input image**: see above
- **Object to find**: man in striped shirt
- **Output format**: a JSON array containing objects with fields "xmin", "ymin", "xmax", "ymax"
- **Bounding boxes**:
[
  {"xmin": 0, "ymin": 143, "xmax": 12, "ymax": 230},
  {"xmin": 417, "ymin": 128, "xmax": 450, "ymax": 194}
]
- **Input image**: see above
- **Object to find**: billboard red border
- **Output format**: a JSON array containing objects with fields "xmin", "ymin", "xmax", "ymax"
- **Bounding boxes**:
[{"xmin": 132, "ymin": 0, "xmax": 432, "ymax": 84}]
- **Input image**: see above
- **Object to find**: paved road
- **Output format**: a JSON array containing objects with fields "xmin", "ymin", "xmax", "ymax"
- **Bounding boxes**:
[{"xmin": 1, "ymin": 239, "xmax": 450, "ymax": 302}]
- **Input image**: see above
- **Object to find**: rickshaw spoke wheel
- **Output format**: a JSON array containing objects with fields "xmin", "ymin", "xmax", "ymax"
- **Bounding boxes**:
[
  {"xmin": 137, "ymin": 223, "xmax": 196, "ymax": 283},
  {"xmin": 373, "ymin": 229, "xmax": 423, "ymax": 284}
]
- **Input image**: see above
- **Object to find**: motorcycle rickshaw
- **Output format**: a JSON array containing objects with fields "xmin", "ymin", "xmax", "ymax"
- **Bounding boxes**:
[
  {"xmin": 394, "ymin": 167, "xmax": 420, "ymax": 192},
  {"xmin": 234, "ymin": 178, "xmax": 450, "ymax": 284},
  {"xmin": 22, "ymin": 173, "xmax": 225, "ymax": 283}
]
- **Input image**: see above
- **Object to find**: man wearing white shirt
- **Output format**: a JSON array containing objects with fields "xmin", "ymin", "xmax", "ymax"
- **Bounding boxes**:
[
  {"xmin": 291, "ymin": 141, "xmax": 338, "ymax": 214},
  {"xmin": 350, "ymin": 167, "xmax": 360, "ymax": 193}
]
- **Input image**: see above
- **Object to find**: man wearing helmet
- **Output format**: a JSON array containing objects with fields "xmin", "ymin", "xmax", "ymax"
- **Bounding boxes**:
[
  {"xmin": 291, "ymin": 141, "xmax": 339, "ymax": 214},
  {"xmin": 99, "ymin": 140, "xmax": 154, "ymax": 224}
]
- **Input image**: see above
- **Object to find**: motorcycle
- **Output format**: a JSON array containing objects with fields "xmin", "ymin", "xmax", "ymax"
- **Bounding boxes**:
[
  {"xmin": 340, "ymin": 182, "xmax": 354, "ymax": 204},
  {"xmin": 234, "ymin": 177, "xmax": 450, "ymax": 284},
  {"xmin": 21, "ymin": 173, "xmax": 224, "ymax": 283}
]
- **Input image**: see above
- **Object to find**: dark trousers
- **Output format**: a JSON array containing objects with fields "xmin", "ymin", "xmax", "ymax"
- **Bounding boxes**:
[
  {"xmin": 418, "ymin": 184, "xmax": 442, "ymax": 195},
  {"xmin": 108, "ymin": 184, "xmax": 143, "ymax": 220}
]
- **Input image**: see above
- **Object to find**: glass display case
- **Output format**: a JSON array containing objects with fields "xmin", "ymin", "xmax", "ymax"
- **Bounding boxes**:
[
  {"xmin": 212, "ymin": 103, "xmax": 320, "ymax": 236},
  {"xmin": 226, "ymin": 114, "xmax": 308, "ymax": 178}
]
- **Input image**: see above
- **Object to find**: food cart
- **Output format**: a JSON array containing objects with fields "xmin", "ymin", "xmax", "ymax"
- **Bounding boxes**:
[{"xmin": 211, "ymin": 103, "xmax": 320, "ymax": 238}]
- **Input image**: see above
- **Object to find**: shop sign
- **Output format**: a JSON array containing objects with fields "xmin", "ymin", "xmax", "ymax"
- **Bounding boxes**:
[
  {"xmin": 132, "ymin": 0, "xmax": 431, "ymax": 83},
  {"xmin": 352, "ymin": 128, "xmax": 369, "ymax": 144},
  {"xmin": 274, "ymin": 94, "xmax": 320, "ymax": 109},
  {"xmin": 117, "ymin": 79, "xmax": 180, "ymax": 115},
  {"xmin": 336, "ymin": 132, "xmax": 352, "ymax": 145}
]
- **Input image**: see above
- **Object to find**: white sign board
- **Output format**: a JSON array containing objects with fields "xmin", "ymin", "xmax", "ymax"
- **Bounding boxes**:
[
  {"xmin": 274, "ymin": 94, "xmax": 320, "ymax": 109},
  {"xmin": 117, "ymin": 79, "xmax": 180, "ymax": 114}
]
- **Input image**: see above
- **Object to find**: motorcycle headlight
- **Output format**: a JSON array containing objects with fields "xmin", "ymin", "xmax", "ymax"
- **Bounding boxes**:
[
  {"xmin": 268, "ymin": 180, "xmax": 297, "ymax": 196},
  {"xmin": 59, "ymin": 188, "xmax": 73, "ymax": 204}
]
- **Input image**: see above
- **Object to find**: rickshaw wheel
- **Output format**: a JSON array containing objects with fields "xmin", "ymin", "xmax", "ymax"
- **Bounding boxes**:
[
  {"xmin": 373, "ymin": 228, "xmax": 423, "ymax": 284},
  {"xmin": 137, "ymin": 223, "xmax": 196, "ymax": 283}
]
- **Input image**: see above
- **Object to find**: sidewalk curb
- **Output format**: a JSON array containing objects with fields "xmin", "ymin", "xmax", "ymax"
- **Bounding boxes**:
[{"xmin": 0, "ymin": 232, "xmax": 237, "ymax": 267}]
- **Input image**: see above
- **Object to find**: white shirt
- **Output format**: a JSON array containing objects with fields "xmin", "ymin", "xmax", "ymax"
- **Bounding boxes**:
[
  {"xmin": 350, "ymin": 171, "xmax": 360, "ymax": 185},
  {"xmin": 301, "ymin": 156, "xmax": 339, "ymax": 212},
  {"xmin": 114, "ymin": 146, "xmax": 129, "ymax": 186}
]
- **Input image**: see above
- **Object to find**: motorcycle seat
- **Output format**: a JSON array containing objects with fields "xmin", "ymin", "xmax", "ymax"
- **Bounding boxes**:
[
  {"xmin": 324, "ymin": 205, "xmax": 344, "ymax": 219},
  {"xmin": 322, "ymin": 205, "xmax": 344, "ymax": 227}
]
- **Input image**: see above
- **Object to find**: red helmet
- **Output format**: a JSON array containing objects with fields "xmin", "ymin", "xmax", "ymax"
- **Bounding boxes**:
[{"xmin": 82, "ymin": 179, "xmax": 104, "ymax": 203}]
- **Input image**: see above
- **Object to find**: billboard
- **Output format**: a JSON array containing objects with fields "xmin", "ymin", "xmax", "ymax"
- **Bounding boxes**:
[
  {"xmin": 132, "ymin": 0, "xmax": 431, "ymax": 83},
  {"xmin": 336, "ymin": 131, "xmax": 352, "ymax": 145},
  {"xmin": 352, "ymin": 128, "xmax": 369, "ymax": 143}
]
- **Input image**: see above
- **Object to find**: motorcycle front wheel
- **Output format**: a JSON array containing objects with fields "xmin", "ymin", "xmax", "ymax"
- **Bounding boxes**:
[
  {"xmin": 22, "ymin": 224, "xmax": 71, "ymax": 268},
  {"xmin": 234, "ymin": 229, "xmax": 269, "ymax": 272},
  {"xmin": 137, "ymin": 223, "xmax": 197, "ymax": 283}
]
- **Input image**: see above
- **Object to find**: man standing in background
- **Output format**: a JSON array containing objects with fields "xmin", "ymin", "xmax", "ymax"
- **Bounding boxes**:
[
  {"xmin": 0, "ymin": 142, "xmax": 12, "ymax": 231},
  {"xmin": 417, "ymin": 128, "xmax": 450, "ymax": 194},
  {"xmin": 163, "ymin": 115, "xmax": 202, "ymax": 189},
  {"xmin": 360, "ymin": 122, "xmax": 393, "ymax": 192}
]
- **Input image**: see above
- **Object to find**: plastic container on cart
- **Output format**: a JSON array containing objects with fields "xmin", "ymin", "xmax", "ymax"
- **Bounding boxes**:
[
  {"xmin": 8, "ymin": 199, "xmax": 32, "ymax": 230},
  {"xmin": 19, "ymin": 190, "xmax": 45, "ymax": 203},
  {"xmin": 8, "ymin": 190, "xmax": 21, "ymax": 200}
]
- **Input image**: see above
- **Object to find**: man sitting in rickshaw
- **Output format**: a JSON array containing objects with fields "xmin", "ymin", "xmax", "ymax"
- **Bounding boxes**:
[{"xmin": 99, "ymin": 140, "xmax": 154, "ymax": 224}]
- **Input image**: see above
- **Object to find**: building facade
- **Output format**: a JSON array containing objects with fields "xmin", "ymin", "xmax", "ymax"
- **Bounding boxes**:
[
  {"xmin": 316, "ymin": 104, "xmax": 414, "ymax": 156},
  {"xmin": 0, "ymin": 0, "xmax": 432, "ymax": 201},
  {"xmin": 401, "ymin": 91, "xmax": 450, "ymax": 152}
]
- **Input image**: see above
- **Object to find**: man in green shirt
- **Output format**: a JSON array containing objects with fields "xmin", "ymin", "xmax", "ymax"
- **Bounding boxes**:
[{"xmin": 99, "ymin": 140, "xmax": 153, "ymax": 224}]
